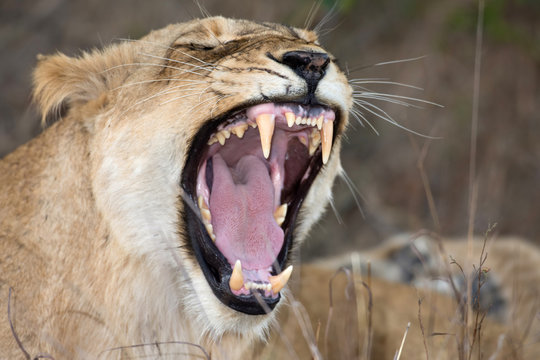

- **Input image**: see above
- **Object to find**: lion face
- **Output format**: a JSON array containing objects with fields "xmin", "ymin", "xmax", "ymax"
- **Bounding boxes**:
[{"xmin": 34, "ymin": 16, "xmax": 352, "ymax": 339}]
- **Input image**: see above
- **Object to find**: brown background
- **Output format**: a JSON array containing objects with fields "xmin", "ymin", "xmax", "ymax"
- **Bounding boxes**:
[{"xmin": 1, "ymin": 0, "xmax": 539, "ymax": 259}]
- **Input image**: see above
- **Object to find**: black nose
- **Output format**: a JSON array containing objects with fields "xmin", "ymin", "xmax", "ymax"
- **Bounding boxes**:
[{"xmin": 281, "ymin": 51, "xmax": 330, "ymax": 90}]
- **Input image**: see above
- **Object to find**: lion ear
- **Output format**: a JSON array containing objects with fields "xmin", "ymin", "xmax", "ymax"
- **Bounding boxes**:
[{"xmin": 33, "ymin": 43, "xmax": 135, "ymax": 125}]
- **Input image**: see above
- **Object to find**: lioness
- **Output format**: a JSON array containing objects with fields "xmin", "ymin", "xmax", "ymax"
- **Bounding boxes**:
[
  {"xmin": 0, "ymin": 16, "xmax": 350, "ymax": 358},
  {"xmin": 1, "ymin": 16, "xmax": 539, "ymax": 360}
]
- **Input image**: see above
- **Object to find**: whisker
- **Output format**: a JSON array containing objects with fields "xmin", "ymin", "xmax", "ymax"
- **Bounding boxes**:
[
  {"xmin": 304, "ymin": 0, "xmax": 322, "ymax": 30},
  {"xmin": 117, "ymin": 38, "xmax": 218, "ymax": 67},
  {"xmin": 111, "ymin": 78, "xmax": 208, "ymax": 91},
  {"xmin": 101, "ymin": 62, "xmax": 210, "ymax": 78},
  {"xmin": 374, "ymin": 55, "xmax": 428, "ymax": 67},
  {"xmin": 313, "ymin": 0, "xmax": 340, "ymax": 35},
  {"xmin": 353, "ymin": 102, "xmax": 440, "ymax": 139},
  {"xmin": 350, "ymin": 108, "xmax": 380, "ymax": 135},
  {"xmin": 159, "ymin": 85, "xmax": 212, "ymax": 106},
  {"xmin": 355, "ymin": 94, "xmax": 424, "ymax": 109},
  {"xmin": 339, "ymin": 168, "xmax": 366, "ymax": 219},
  {"xmin": 182, "ymin": 94, "xmax": 226, "ymax": 116},
  {"xmin": 349, "ymin": 80, "xmax": 424, "ymax": 91},
  {"xmin": 347, "ymin": 55, "xmax": 428, "ymax": 73},
  {"xmin": 354, "ymin": 92, "xmax": 443, "ymax": 107},
  {"xmin": 329, "ymin": 197, "xmax": 343, "ymax": 224},
  {"xmin": 140, "ymin": 52, "xmax": 222, "ymax": 72},
  {"xmin": 118, "ymin": 86, "xmax": 206, "ymax": 117}
]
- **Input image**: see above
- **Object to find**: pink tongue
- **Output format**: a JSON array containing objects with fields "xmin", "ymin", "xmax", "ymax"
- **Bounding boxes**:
[{"xmin": 209, "ymin": 154, "xmax": 284, "ymax": 270}]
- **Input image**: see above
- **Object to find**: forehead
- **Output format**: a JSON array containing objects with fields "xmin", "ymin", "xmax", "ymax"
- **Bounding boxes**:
[{"xmin": 175, "ymin": 17, "xmax": 318, "ymax": 44}]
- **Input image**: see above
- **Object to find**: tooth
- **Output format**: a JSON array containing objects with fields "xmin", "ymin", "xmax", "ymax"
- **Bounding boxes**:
[
  {"xmin": 309, "ymin": 129, "xmax": 321, "ymax": 156},
  {"xmin": 301, "ymin": 117, "xmax": 307, "ymax": 125},
  {"xmin": 207, "ymin": 136, "xmax": 218, "ymax": 145},
  {"xmin": 222, "ymin": 130, "xmax": 231, "ymax": 139},
  {"xmin": 295, "ymin": 116, "xmax": 302, "ymax": 125},
  {"xmin": 216, "ymin": 132, "xmax": 226, "ymax": 146},
  {"xmin": 269, "ymin": 265, "xmax": 293, "ymax": 294},
  {"xmin": 198, "ymin": 196, "xmax": 205, "ymax": 209},
  {"xmin": 229, "ymin": 260, "xmax": 244, "ymax": 291},
  {"xmin": 299, "ymin": 136, "xmax": 308, "ymax": 147},
  {"xmin": 201, "ymin": 208, "xmax": 211, "ymax": 223},
  {"xmin": 274, "ymin": 204, "xmax": 288, "ymax": 226},
  {"xmin": 234, "ymin": 123, "xmax": 248, "ymax": 138},
  {"xmin": 255, "ymin": 114, "xmax": 275, "ymax": 159},
  {"xmin": 204, "ymin": 223, "xmax": 216, "ymax": 241},
  {"xmin": 285, "ymin": 112, "xmax": 295, "ymax": 127},
  {"xmin": 321, "ymin": 120, "xmax": 333, "ymax": 164},
  {"xmin": 316, "ymin": 115, "xmax": 324, "ymax": 130}
]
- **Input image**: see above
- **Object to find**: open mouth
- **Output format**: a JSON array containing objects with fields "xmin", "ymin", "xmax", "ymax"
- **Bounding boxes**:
[{"xmin": 181, "ymin": 101, "xmax": 337, "ymax": 315}]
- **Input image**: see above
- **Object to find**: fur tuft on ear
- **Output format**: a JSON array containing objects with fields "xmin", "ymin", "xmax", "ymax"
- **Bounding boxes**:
[{"xmin": 33, "ymin": 43, "xmax": 136, "ymax": 125}]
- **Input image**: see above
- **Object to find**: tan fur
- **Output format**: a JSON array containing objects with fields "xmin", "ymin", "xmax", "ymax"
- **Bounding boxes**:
[
  {"xmin": 1, "ymin": 16, "xmax": 539, "ymax": 359},
  {"xmin": 0, "ymin": 17, "xmax": 351, "ymax": 358}
]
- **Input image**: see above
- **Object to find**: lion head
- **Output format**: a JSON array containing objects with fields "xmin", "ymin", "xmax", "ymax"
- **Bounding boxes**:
[{"xmin": 29, "ymin": 16, "xmax": 352, "ymax": 344}]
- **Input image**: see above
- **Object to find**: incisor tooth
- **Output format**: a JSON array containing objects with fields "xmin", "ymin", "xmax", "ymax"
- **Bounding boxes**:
[
  {"xmin": 229, "ymin": 260, "xmax": 244, "ymax": 291},
  {"xmin": 321, "ymin": 120, "xmax": 333, "ymax": 164},
  {"xmin": 285, "ymin": 112, "xmax": 295, "ymax": 128},
  {"xmin": 274, "ymin": 204, "xmax": 288, "ymax": 226},
  {"xmin": 255, "ymin": 114, "xmax": 275, "ymax": 159},
  {"xmin": 295, "ymin": 116, "xmax": 302, "ymax": 125},
  {"xmin": 269, "ymin": 265, "xmax": 293, "ymax": 294}
]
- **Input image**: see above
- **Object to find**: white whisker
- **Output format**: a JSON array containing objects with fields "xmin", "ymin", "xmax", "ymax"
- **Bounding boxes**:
[
  {"xmin": 354, "ymin": 92, "xmax": 443, "ymax": 107},
  {"xmin": 118, "ymin": 38, "xmax": 218, "ymax": 67},
  {"xmin": 350, "ymin": 108, "xmax": 379, "ymax": 135},
  {"xmin": 339, "ymin": 168, "xmax": 366, "ymax": 219},
  {"xmin": 140, "ymin": 52, "xmax": 226, "ymax": 72},
  {"xmin": 349, "ymin": 80, "xmax": 424, "ymax": 91},
  {"xmin": 159, "ymin": 85, "xmax": 212, "ymax": 106},
  {"xmin": 354, "ymin": 102, "xmax": 439, "ymax": 139},
  {"xmin": 111, "ymin": 79, "xmax": 208, "ymax": 91},
  {"xmin": 373, "ymin": 55, "xmax": 428, "ymax": 67},
  {"xmin": 102, "ymin": 62, "xmax": 210, "ymax": 78}
]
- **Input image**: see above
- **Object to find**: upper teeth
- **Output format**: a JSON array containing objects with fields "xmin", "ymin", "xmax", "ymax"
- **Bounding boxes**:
[{"xmin": 207, "ymin": 108, "xmax": 334, "ymax": 164}]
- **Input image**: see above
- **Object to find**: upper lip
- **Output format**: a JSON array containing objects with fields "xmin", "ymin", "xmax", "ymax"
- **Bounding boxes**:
[{"xmin": 181, "ymin": 99, "xmax": 339, "ymax": 314}]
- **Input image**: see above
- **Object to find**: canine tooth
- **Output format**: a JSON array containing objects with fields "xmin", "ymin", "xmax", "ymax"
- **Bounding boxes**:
[
  {"xmin": 285, "ymin": 112, "xmax": 295, "ymax": 128},
  {"xmin": 216, "ymin": 132, "xmax": 226, "ymax": 146},
  {"xmin": 299, "ymin": 136, "xmax": 308, "ymax": 147},
  {"xmin": 229, "ymin": 260, "xmax": 244, "ymax": 291},
  {"xmin": 295, "ymin": 116, "xmax": 302, "ymax": 125},
  {"xmin": 274, "ymin": 204, "xmax": 288, "ymax": 226},
  {"xmin": 316, "ymin": 115, "xmax": 324, "ymax": 130},
  {"xmin": 321, "ymin": 120, "xmax": 333, "ymax": 164},
  {"xmin": 269, "ymin": 265, "xmax": 293, "ymax": 294},
  {"xmin": 255, "ymin": 114, "xmax": 275, "ymax": 159}
]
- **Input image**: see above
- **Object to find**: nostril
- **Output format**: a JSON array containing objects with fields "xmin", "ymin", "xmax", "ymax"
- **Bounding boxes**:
[{"xmin": 281, "ymin": 51, "xmax": 330, "ymax": 75}]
